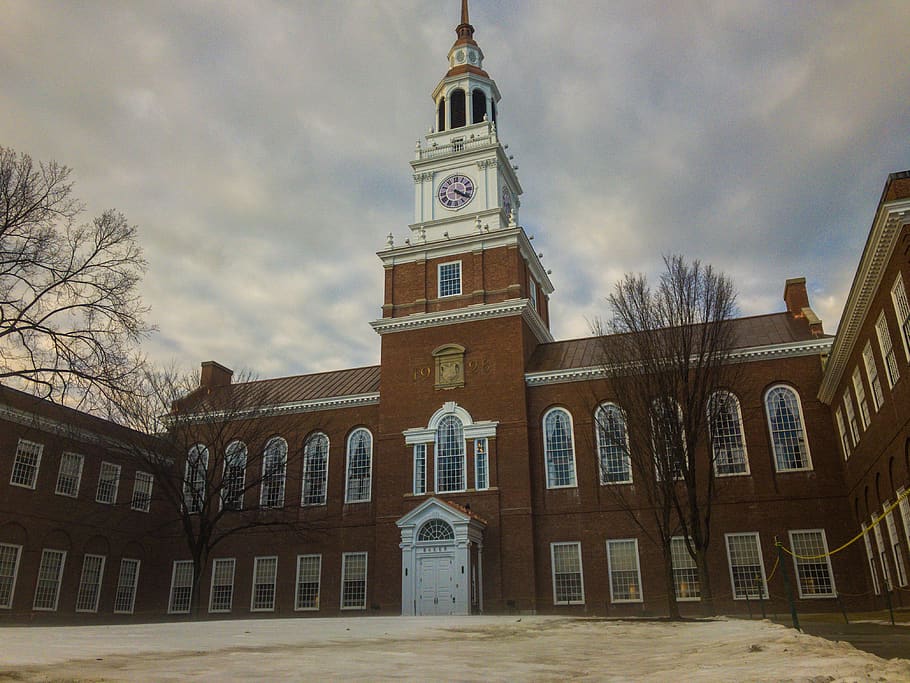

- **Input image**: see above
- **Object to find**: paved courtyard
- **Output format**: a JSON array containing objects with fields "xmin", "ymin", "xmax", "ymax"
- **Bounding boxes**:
[{"xmin": 1, "ymin": 615, "xmax": 909, "ymax": 681}]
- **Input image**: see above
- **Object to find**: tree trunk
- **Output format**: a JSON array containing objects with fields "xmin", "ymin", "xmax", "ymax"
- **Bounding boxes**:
[
  {"xmin": 663, "ymin": 542, "xmax": 681, "ymax": 619},
  {"xmin": 697, "ymin": 551, "xmax": 716, "ymax": 617}
]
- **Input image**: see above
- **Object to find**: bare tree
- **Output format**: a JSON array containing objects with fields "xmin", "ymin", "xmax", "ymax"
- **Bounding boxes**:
[
  {"xmin": 0, "ymin": 146, "xmax": 150, "ymax": 407},
  {"xmin": 112, "ymin": 366, "xmax": 320, "ymax": 615},
  {"xmin": 593, "ymin": 255, "xmax": 740, "ymax": 617}
]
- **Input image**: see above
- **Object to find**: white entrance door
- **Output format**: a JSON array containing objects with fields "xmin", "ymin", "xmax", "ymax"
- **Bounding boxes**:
[{"xmin": 417, "ymin": 555, "xmax": 455, "ymax": 615}]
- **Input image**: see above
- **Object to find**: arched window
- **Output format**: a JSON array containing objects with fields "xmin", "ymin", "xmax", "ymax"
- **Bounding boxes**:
[
  {"xmin": 708, "ymin": 391, "xmax": 748, "ymax": 476},
  {"xmin": 651, "ymin": 398, "xmax": 686, "ymax": 480},
  {"xmin": 417, "ymin": 519, "xmax": 454, "ymax": 542},
  {"xmin": 436, "ymin": 415, "xmax": 465, "ymax": 493},
  {"xmin": 595, "ymin": 403, "xmax": 630, "ymax": 484},
  {"xmin": 471, "ymin": 88, "xmax": 486, "ymax": 124},
  {"xmin": 764, "ymin": 385, "xmax": 812, "ymax": 471},
  {"xmin": 260, "ymin": 437, "xmax": 287, "ymax": 508},
  {"xmin": 222, "ymin": 440, "xmax": 247, "ymax": 511},
  {"xmin": 437, "ymin": 97, "xmax": 446, "ymax": 132},
  {"xmin": 449, "ymin": 88, "xmax": 466, "ymax": 128},
  {"xmin": 345, "ymin": 429, "xmax": 373, "ymax": 503},
  {"xmin": 184, "ymin": 444, "xmax": 209, "ymax": 514},
  {"xmin": 302, "ymin": 433, "xmax": 329, "ymax": 506},
  {"xmin": 544, "ymin": 408, "xmax": 577, "ymax": 488}
]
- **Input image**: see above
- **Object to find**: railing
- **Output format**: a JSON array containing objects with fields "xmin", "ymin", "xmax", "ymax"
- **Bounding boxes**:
[{"xmin": 416, "ymin": 131, "xmax": 497, "ymax": 160}]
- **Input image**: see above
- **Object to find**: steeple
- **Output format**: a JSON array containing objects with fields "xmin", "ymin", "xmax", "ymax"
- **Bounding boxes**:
[
  {"xmin": 443, "ymin": 0, "xmax": 488, "ymax": 81},
  {"xmin": 454, "ymin": 0, "xmax": 477, "ymax": 48}
]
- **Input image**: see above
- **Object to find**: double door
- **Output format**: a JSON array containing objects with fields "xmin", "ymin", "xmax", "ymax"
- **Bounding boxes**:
[{"xmin": 417, "ymin": 555, "xmax": 455, "ymax": 615}]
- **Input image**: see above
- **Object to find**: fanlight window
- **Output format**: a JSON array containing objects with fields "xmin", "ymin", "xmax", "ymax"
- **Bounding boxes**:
[{"xmin": 417, "ymin": 519, "xmax": 455, "ymax": 542}]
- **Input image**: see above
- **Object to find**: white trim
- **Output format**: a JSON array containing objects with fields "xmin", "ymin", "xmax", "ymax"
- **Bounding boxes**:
[
  {"xmin": 75, "ymin": 554, "xmax": 106, "ymax": 613},
  {"xmin": 788, "ymin": 529, "xmax": 837, "ymax": 599},
  {"xmin": 167, "ymin": 560, "xmax": 194, "ymax": 614},
  {"xmin": 208, "ymin": 557, "xmax": 236, "ymax": 614},
  {"xmin": 708, "ymin": 391, "xmax": 750, "ymax": 477},
  {"xmin": 259, "ymin": 437, "xmax": 287, "ymax": 508},
  {"xmin": 764, "ymin": 384, "xmax": 813, "ymax": 472},
  {"xmin": 54, "ymin": 451, "xmax": 84, "ymax": 498},
  {"xmin": 95, "ymin": 461, "xmax": 121, "ymax": 504},
  {"xmin": 340, "ymin": 552, "xmax": 368, "ymax": 610},
  {"xmin": 0, "ymin": 543, "xmax": 23, "ymax": 609},
  {"xmin": 178, "ymin": 391, "xmax": 379, "ymax": 424},
  {"xmin": 725, "ymin": 532, "xmax": 768, "ymax": 600},
  {"xmin": 9, "ymin": 438, "xmax": 43, "ymax": 489},
  {"xmin": 113, "ymin": 558, "xmax": 140, "ymax": 614},
  {"xmin": 550, "ymin": 542, "xmax": 585, "ymax": 605},
  {"xmin": 594, "ymin": 402, "xmax": 632, "ymax": 485},
  {"xmin": 32, "ymin": 548, "xmax": 66, "ymax": 612},
  {"xmin": 301, "ymin": 432, "xmax": 329, "ymax": 507},
  {"xmin": 437, "ymin": 260, "xmax": 463, "ymax": 298},
  {"xmin": 344, "ymin": 428, "xmax": 373, "ymax": 504},
  {"xmin": 606, "ymin": 538, "xmax": 643, "ymax": 603},
  {"xmin": 250, "ymin": 556, "xmax": 278, "ymax": 612},
  {"xmin": 294, "ymin": 554, "xmax": 322, "ymax": 611},
  {"xmin": 542, "ymin": 407, "xmax": 578, "ymax": 489}
]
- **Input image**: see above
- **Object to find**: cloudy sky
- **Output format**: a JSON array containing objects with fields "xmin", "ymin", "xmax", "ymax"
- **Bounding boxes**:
[{"xmin": 2, "ymin": 0, "xmax": 909, "ymax": 379}]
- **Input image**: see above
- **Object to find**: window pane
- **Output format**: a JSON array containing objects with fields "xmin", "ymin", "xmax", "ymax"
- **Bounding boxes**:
[
  {"xmin": 596, "ymin": 403, "xmax": 631, "ymax": 484},
  {"xmin": 436, "ymin": 416, "xmax": 465, "ymax": 493},
  {"xmin": 169, "ymin": 561, "xmax": 194, "ymax": 614},
  {"xmin": 55, "ymin": 452, "xmax": 84, "ymax": 497},
  {"xmin": 131, "ymin": 471, "xmax": 153, "ymax": 512},
  {"xmin": 302, "ymin": 434, "xmax": 328, "ymax": 506},
  {"xmin": 413, "ymin": 444, "xmax": 427, "ymax": 495},
  {"xmin": 474, "ymin": 438, "xmax": 489, "ymax": 490},
  {"xmin": 33, "ymin": 549, "xmax": 66, "ymax": 611},
  {"xmin": 552, "ymin": 543, "xmax": 584, "ymax": 604},
  {"xmin": 296, "ymin": 555, "xmax": 322, "ymax": 610},
  {"xmin": 184, "ymin": 445, "xmax": 209, "ymax": 514},
  {"xmin": 544, "ymin": 409, "xmax": 576, "ymax": 488},
  {"xmin": 607, "ymin": 539, "xmax": 642, "ymax": 602},
  {"xmin": 10, "ymin": 439, "xmax": 42, "ymax": 488},
  {"xmin": 75, "ymin": 555, "xmax": 105, "ymax": 612},
  {"xmin": 709, "ymin": 392, "xmax": 748, "ymax": 475},
  {"xmin": 439, "ymin": 262, "xmax": 462, "ymax": 297},
  {"xmin": 725, "ymin": 533, "xmax": 767, "ymax": 599},
  {"xmin": 114, "ymin": 559, "xmax": 140, "ymax": 614},
  {"xmin": 0, "ymin": 544, "xmax": 23, "ymax": 609},
  {"xmin": 209, "ymin": 558, "xmax": 235, "ymax": 613},
  {"xmin": 765, "ymin": 387, "xmax": 810, "ymax": 471},
  {"xmin": 261, "ymin": 438, "xmax": 287, "ymax": 508},
  {"xmin": 251, "ymin": 557, "xmax": 277, "ymax": 611},
  {"xmin": 341, "ymin": 553, "xmax": 367, "ymax": 609},
  {"xmin": 345, "ymin": 429, "xmax": 372, "ymax": 503},
  {"xmin": 222, "ymin": 441, "xmax": 247, "ymax": 511},
  {"xmin": 789, "ymin": 530, "xmax": 836, "ymax": 597},
  {"xmin": 671, "ymin": 537, "xmax": 700, "ymax": 600}
]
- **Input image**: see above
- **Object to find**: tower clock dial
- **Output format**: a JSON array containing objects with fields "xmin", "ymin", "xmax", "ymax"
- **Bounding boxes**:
[{"xmin": 437, "ymin": 174, "xmax": 476, "ymax": 210}]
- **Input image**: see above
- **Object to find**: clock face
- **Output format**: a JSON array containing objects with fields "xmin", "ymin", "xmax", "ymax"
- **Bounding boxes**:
[{"xmin": 437, "ymin": 174, "xmax": 476, "ymax": 210}]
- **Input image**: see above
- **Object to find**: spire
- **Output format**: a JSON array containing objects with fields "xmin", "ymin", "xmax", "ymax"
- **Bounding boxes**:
[{"xmin": 453, "ymin": 0, "xmax": 477, "ymax": 47}]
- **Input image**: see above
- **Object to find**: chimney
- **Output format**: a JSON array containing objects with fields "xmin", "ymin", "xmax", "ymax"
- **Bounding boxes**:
[
  {"xmin": 200, "ymin": 361, "xmax": 233, "ymax": 389},
  {"xmin": 783, "ymin": 277, "xmax": 824, "ymax": 337}
]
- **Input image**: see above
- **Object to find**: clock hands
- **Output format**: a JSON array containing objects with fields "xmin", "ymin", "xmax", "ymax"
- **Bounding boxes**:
[{"xmin": 453, "ymin": 188, "xmax": 470, "ymax": 199}]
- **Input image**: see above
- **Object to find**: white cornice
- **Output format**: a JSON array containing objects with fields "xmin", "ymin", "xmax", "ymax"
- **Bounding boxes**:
[
  {"xmin": 524, "ymin": 338, "xmax": 833, "ymax": 387},
  {"xmin": 819, "ymin": 198, "xmax": 910, "ymax": 403},
  {"xmin": 370, "ymin": 298, "xmax": 554, "ymax": 344},
  {"xmin": 0, "ymin": 402, "xmax": 111, "ymax": 445},
  {"xmin": 180, "ymin": 392, "xmax": 380, "ymax": 423}
]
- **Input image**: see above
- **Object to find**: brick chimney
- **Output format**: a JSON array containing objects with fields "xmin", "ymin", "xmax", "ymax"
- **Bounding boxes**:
[
  {"xmin": 200, "ymin": 361, "xmax": 233, "ymax": 389},
  {"xmin": 783, "ymin": 277, "xmax": 824, "ymax": 337}
]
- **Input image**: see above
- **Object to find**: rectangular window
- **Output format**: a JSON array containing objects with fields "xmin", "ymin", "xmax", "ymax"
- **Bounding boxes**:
[
  {"xmin": 55, "ymin": 452, "xmax": 84, "ymax": 497},
  {"xmin": 474, "ymin": 438, "xmax": 489, "ymax": 490},
  {"xmin": 875, "ymin": 311, "xmax": 900, "ymax": 388},
  {"xmin": 251, "ymin": 556, "xmax": 278, "ymax": 611},
  {"xmin": 113, "ymin": 558, "xmax": 140, "ymax": 614},
  {"xmin": 843, "ymin": 391, "xmax": 860, "ymax": 445},
  {"xmin": 891, "ymin": 271, "xmax": 910, "ymax": 361},
  {"xmin": 550, "ymin": 542, "xmax": 584, "ymax": 605},
  {"xmin": 438, "ymin": 261, "xmax": 462, "ymax": 298},
  {"xmin": 10, "ymin": 439, "xmax": 43, "ymax": 489},
  {"xmin": 852, "ymin": 367, "xmax": 871, "ymax": 429},
  {"xmin": 75, "ymin": 554, "xmax": 106, "ymax": 613},
  {"xmin": 168, "ymin": 560, "xmax": 194, "ymax": 614},
  {"xmin": 131, "ymin": 471, "xmax": 153, "ymax": 512},
  {"xmin": 209, "ymin": 558, "xmax": 236, "ymax": 613},
  {"xmin": 33, "ymin": 549, "xmax": 66, "ymax": 611},
  {"xmin": 788, "ymin": 530, "xmax": 836, "ymax": 598},
  {"xmin": 341, "ymin": 552, "xmax": 368, "ymax": 610},
  {"xmin": 528, "ymin": 274, "xmax": 538, "ymax": 310},
  {"xmin": 413, "ymin": 444, "xmax": 427, "ymax": 495},
  {"xmin": 872, "ymin": 518, "xmax": 892, "ymax": 590},
  {"xmin": 95, "ymin": 461, "xmax": 121, "ymax": 504},
  {"xmin": 863, "ymin": 341, "xmax": 884, "ymax": 410},
  {"xmin": 725, "ymin": 532, "xmax": 767, "ymax": 600},
  {"xmin": 0, "ymin": 543, "xmax": 22, "ymax": 609},
  {"xmin": 835, "ymin": 407, "xmax": 850, "ymax": 460},
  {"xmin": 606, "ymin": 539, "xmax": 642, "ymax": 603},
  {"xmin": 671, "ymin": 537, "xmax": 701, "ymax": 601},
  {"xmin": 883, "ymin": 503, "xmax": 908, "ymax": 587},
  {"xmin": 295, "ymin": 554, "xmax": 322, "ymax": 610},
  {"xmin": 861, "ymin": 523, "xmax": 881, "ymax": 595}
]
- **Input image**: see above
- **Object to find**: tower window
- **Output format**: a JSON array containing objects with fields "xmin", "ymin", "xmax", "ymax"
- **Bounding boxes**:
[
  {"xmin": 437, "ymin": 97, "xmax": 446, "ymax": 132},
  {"xmin": 438, "ymin": 261, "xmax": 462, "ymax": 298},
  {"xmin": 471, "ymin": 89, "xmax": 486, "ymax": 124},
  {"xmin": 450, "ymin": 88, "xmax": 466, "ymax": 128}
]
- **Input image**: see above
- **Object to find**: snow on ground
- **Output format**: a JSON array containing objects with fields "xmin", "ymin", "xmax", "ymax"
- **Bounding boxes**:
[{"xmin": 1, "ymin": 615, "xmax": 908, "ymax": 682}]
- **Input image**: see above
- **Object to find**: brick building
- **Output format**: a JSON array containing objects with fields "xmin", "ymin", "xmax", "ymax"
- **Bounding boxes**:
[{"xmin": 1, "ymin": 4, "xmax": 909, "ymax": 622}]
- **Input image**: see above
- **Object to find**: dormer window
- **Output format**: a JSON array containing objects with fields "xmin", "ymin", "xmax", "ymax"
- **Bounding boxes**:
[{"xmin": 439, "ymin": 261, "xmax": 462, "ymax": 298}]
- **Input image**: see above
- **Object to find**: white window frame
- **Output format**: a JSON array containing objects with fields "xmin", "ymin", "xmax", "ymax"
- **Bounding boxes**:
[
  {"xmin": 891, "ymin": 271, "xmax": 910, "ymax": 362},
  {"xmin": 251, "ymin": 556, "xmax": 278, "ymax": 612},
  {"xmin": 221, "ymin": 440, "xmax": 247, "ymax": 511},
  {"xmin": 168, "ymin": 560, "xmax": 194, "ymax": 614},
  {"xmin": 862, "ymin": 341, "xmax": 884, "ymax": 411},
  {"xmin": 843, "ymin": 391, "xmax": 860, "ymax": 446},
  {"xmin": 435, "ymin": 415, "xmax": 466, "ymax": 494},
  {"xmin": 260, "ymin": 437, "xmax": 288, "ymax": 509},
  {"xmin": 595, "ymin": 402, "xmax": 632, "ymax": 485},
  {"xmin": 550, "ymin": 542, "xmax": 585, "ymax": 605},
  {"xmin": 55, "ymin": 452, "xmax": 84, "ymax": 498},
  {"xmin": 340, "ymin": 552, "xmax": 368, "ymax": 610},
  {"xmin": 725, "ymin": 532, "xmax": 768, "ymax": 600},
  {"xmin": 835, "ymin": 407, "xmax": 850, "ymax": 460},
  {"xmin": 872, "ymin": 517, "xmax": 892, "ymax": 590},
  {"xmin": 413, "ymin": 443, "xmax": 427, "ymax": 495},
  {"xmin": 437, "ymin": 260, "xmax": 462, "ymax": 298},
  {"xmin": 861, "ymin": 523, "xmax": 881, "ymax": 595},
  {"xmin": 671, "ymin": 537, "xmax": 701, "ymax": 601},
  {"xmin": 474, "ymin": 438, "xmax": 489, "ymax": 491},
  {"xmin": 883, "ymin": 502, "xmax": 908, "ymax": 587},
  {"xmin": 184, "ymin": 444, "xmax": 209, "ymax": 514},
  {"xmin": 764, "ymin": 385, "xmax": 813, "ymax": 472},
  {"xmin": 875, "ymin": 310, "xmax": 900, "ymax": 389},
  {"xmin": 302, "ymin": 433, "xmax": 329, "ymax": 506},
  {"xmin": 9, "ymin": 439, "xmax": 43, "ymax": 489},
  {"xmin": 851, "ymin": 366, "xmax": 871, "ymax": 429},
  {"xmin": 344, "ymin": 428, "xmax": 373, "ymax": 504},
  {"xmin": 208, "ymin": 558, "xmax": 236, "ymax": 613},
  {"xmin": 131, "ymin": 471, "xmax": 153, "ymax": 512},
  {"xmin": 606, "ymin": 538, "xmax": 643, "ymax": 604},
  {"xmin": 543, "ymin": 407, "xmax": 578, "ymax": 489},
  {"xmin": 95, "ymin": 461, "xmax": 121, "ymax": 505},
  {"xmin": 708, "ymin": 391, "xmax": 749, "ymax": 477},
  {"xmin": 788, "ymin": 529, "xmax": 836, "ymax": 599},
  {"xmin": 295, "ymin": 554, "xmax": 322, "ymax": 611},
  {"xmin": 75, "ymin": 554, "xmax": 106, "ymax": 613},
  {"xmin": 0, "ymin": 543, "xmax": 23, "ymax": 609},
  {"xmin": 113, "ymin": 558, "xmax": 140, "ymax": 614},
  {"xmin": 33, "ymin": 548, "xmax": 66, "ymax": 611}
]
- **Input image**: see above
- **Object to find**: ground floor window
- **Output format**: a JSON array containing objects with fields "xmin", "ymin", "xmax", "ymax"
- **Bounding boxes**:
[
  {"xmin": 861, "ymin": 523, "xmax": 881, "ymax": 595},
  {"xmin": 209, "ymin": 558, "xmax": 236, "ymax": 613},
  {"xmin": 550, "ymin": 542, "xmax": 584, "ymax": 604},
  {"xmin": 788, "ymin": 530, "xmax": 836, "ymax": 598},
  {"xmin": 75, "ymin": 554, "xmax": 106, "ymax": 613},
  {"xmin": 606, "ymin": 539, "xmax": 642, "ymax": 603},
  {"xmin": 295, "ymin": 554, "xmax": 322, "ymax": 610},
  {"xmin": 341, "ymin": 552, "xmax": 367, "ymax": 610},
  {"xmin": 725, "ymin": 533, "xmax": 767, "ymax": 600},
  {"xmin": 113, "ymin": 559, "xmax": 140, "ymax": 614},
  {"xmin": 883, "ymin": 505, "xmax": 908, "ymax": 587},
  {"xmin": 670, "ymin": 537, "xmax": 700, "ymax": 601},
  {"xmin": 0, "ymin": 543, "xmax": 22, "ymax": 609},
  {"xmin": 168, "ymin": 560, "xmax": 194, "ymax": 614},
  {"xmin": 251, "ymin": 556, "xmax": 278, "ymax": 611},
  {"xmin": 33, "ymin": 549, "xmax": 66, "ymax": 611},
  {"xmin": 872, "ymin": 519, "xmax": 892, "ymax": 590}
]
